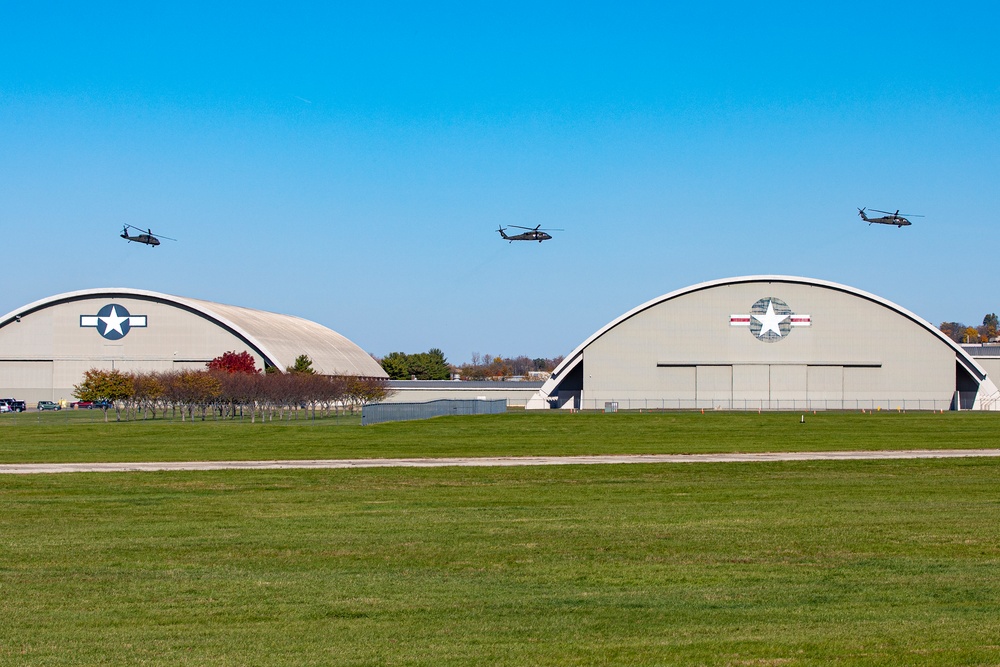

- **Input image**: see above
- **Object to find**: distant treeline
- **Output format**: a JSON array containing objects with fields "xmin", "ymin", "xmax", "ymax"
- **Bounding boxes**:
[
  {"xmin": 940, "ymin": 313, "xmax": 998, "ymax": 344},
  {"xmin": 378, "ymin": 349, "xmax": 563, "ymax": 380}
]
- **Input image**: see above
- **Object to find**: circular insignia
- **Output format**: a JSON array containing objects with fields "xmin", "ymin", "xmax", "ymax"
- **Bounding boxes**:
[
  {"xmin": 749, "ymin": 297, "xmax": 791, "ymax": 343},
  {"xmin": 96, "ymin": 304, "xmax": 132, "ymax": 340}
]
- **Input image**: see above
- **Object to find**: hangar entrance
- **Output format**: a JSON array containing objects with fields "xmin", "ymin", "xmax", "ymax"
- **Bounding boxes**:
[
  {"xmin": 696, "ymin": 364, "xmax": 814, "ymax": 408},
  {"xmin": 661, "ymin": 363, "xmax": 880, "ymax": 410}
]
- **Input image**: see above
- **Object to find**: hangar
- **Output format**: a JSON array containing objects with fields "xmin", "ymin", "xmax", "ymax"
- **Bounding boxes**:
[
  {"xmin": 0, "ymin": 288, "xmax": 386, "ymax": 405},
  {"xmin": 526, "ymin": 276, "xmax": 1000, "ymax": 411}
]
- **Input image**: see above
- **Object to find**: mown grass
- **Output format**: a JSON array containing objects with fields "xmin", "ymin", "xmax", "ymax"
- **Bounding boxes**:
[
  {"xmin": 0, "ymin": 409, "xmax": 998, "ymax": 464},
  {"xmin": 2, "ymin": 460, "xmax": 1000, "ymax": 665}
]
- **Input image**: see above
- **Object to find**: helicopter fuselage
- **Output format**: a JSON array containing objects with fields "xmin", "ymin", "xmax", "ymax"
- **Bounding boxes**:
[
  {"xmin": 507, "ymin": 231, "xmax": 551, "ymax": 242},
  {"xmin": 858, "ymin": 209, "xmax": 911, "ymax": 228},
  {"xmin": 121, "ymin": 232, "xmax": 161, "ymax": 246},
  {"xmin": 498, "ymin": 227, "xmax": 552, "ymax": 243}
]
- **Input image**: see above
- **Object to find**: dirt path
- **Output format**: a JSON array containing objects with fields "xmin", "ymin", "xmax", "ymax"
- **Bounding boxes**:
[{"xmin": 2, "ymin": 449, "xmax": 1000, "ymax": 474}]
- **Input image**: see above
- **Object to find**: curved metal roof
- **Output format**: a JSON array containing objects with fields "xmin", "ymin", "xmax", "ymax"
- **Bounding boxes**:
[
  {"xmin": 534, "ymin": 275, "xmax": 991, "ymax": 401},
  {"xmin": 0, "ymin": 288, "xmax": 386, "ymax": 377}
]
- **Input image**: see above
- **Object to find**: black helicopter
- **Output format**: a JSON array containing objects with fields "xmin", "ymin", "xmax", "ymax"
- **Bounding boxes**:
[
  {"xmin": 497, "ymin": 225, "xmax": 562, "ymax": 243},
  {"xmin": 120, "ymin": 224, "xmax": 176, "ymax": 246},
  {"xmin": 858, "ymin": 208, "xmax": 922, "ymax": 228}
]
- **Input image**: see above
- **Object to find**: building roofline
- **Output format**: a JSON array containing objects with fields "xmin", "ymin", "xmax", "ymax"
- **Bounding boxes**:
[
  {"xmin": 0, "ymin": 288, "xmax": 283, "ymax": 368},
  {"xmin": 536, "ymin": 275, "xmax": 987, "ymax": 401}
]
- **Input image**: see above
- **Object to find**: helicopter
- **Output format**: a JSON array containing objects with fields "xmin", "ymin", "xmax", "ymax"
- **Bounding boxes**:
[
  {"xmin": 497, "ymin": 225, "xmax": 562, "ymax": 243},
  {"xmin": 858, "ymin": 208, "xmax": 922, "ymax": 228},
  {"xmin": 120, "ymin": 224, "xmax": 176, "ymax": 246}
]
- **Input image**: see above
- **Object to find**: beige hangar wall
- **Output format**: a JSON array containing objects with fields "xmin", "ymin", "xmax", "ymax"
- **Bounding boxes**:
[
  {"xmin": 0, "ymin": 296, "xmax": 265, "ymax": 404},
  {"xmin": 528, "ymin": 276, "xmax": 996, "ymax": 411},
  {"xmin": 0, "ymin": 289, "xmax": 387, "ymax": 405}
]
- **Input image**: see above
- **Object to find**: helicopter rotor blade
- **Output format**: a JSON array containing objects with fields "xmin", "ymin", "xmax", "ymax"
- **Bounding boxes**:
[
  {"xmin": 508, "ymin": 225, "xmax": 563, "ymax": 232},
  {"xmin": 869, "ymin": 209, "xmax": 895, "ymax": 215},
  {"xmin": 123, "ymin": 224, "xmax": 176, "ymax": 241}
]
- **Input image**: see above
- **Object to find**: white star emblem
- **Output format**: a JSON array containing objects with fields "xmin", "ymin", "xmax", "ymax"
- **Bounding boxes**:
[
  {"xmin": 752, "ymin": 299, "xmax": 788, "ymax": 339},
  {"xmin": 99, "ymin": 306, "xmax": 129, "ymax": 336}
]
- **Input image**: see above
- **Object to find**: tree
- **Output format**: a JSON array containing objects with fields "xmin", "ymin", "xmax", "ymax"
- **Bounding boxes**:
[
  {"xmin": 984, "ymin": 313, "xmax": 998, "ymax": 340},
  {"xmin": 379, "ymin": 349, "xmax": 451, "ymax": 380},
  {"xmin": 380, "ymin": 352, "xmax": 411, "ymax": 380},
  {"xmin": 423, "ymin": 348, "xmax": 451, "ymax": 380},
  {"xmin": 73, "ymin": 368, "xmax": 134, "ymax": 422},
  {"xmin": 174, "ymin": 370, "xmax": 222, "ymax": 421},
  {"xmin": 207, "ymin": 350, "xmax": 259, "ymax": 374},
  {"xmin": 130, "ymin": 372, "xmax": 164, "ymax": 420},
  {"xmin": 286, "ymin": 354, "xmax": 316, "ymax": 375},
  {"xmin": 455, "ymin": 352, "xmax": 563, "ymax": 380},
  {"xmin": 345, "ymin": 376, "xmax": 391, "ymax": 410},
  {"xmin": 407, "ymin": 349, "xmax": 450, "ymax": 380},
  {"xmin": 939, "ymin": 322, "xmax": 965, "ymax": 343}
]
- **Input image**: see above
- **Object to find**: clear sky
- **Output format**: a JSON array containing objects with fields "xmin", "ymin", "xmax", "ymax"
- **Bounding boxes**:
[{"xmin": 2, "ymin": 2, "xmax": 998, "ymax": 364}]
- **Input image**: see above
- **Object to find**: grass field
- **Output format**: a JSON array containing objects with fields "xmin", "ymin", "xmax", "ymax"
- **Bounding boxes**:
[
  {"xmin": 1, "ymin": 410, "xmax": 998, "ymax": 464},
  {"xmin": 2, "ymin": 412, "xmax": 1000, "ymax": 665}
]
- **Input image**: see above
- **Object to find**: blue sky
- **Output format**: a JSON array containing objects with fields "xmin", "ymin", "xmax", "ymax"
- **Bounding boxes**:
[{"xmin": 2, "ymin": 2, "xmax": 998, "ymax": 363}]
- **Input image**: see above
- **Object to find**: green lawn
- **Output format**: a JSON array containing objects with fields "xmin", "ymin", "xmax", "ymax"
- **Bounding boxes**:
[
  {"xmin": 2, "ymin": 412, "xmax": 1000, "ymax": 665},
  {"xmin": 2, "ymin": 460, "xmax": 1000, "ymax": 665},
  {"xmin": 0, "ymin": 410, "xmax": 998, "ymax": 464}
]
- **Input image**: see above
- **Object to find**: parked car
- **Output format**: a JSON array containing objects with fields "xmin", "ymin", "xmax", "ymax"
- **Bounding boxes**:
[
  {"xmin": 71, "ymin": 400, "xmax": 95, "ymax": 409},
  {"xmin": 0, "ymin": 398, "xmax": 26, "ymax": 412},
  {"xmin": 92, "ymin": 400, "xmax": 113, "ymax": 410},
  {"xmin": 0, "ymin": 403, "xmax": 8, "ymax": 413},
  {"xmin": 37, "ymin": 400, "xmax": 61, "ymax": 411}
]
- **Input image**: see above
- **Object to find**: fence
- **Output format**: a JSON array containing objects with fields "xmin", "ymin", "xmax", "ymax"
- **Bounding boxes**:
[
  {"xmin": 362, "ymin": 399, "xmax": 507, "ymax": 425},
  {"xmin": 0, "ymin": 406, "xmax": 364, "ymax": 426},
  {"xmin": 572, "ymin": 397, "xmax": 961, "ymax": 412}
]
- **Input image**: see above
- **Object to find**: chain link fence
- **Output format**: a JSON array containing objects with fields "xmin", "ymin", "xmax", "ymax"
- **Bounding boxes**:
[
  {"xmin": 573, "ymin": 396, "xmax": 962, "ymax": 411},
  {"xmin": 362, "ymin": 399, "xmax": 507, "ymax": 425}
]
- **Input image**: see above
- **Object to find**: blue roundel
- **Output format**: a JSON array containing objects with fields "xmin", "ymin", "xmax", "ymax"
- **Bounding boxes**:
[{"xmin": 96, "ymin": 304, "xmax": 132, "ymax": 340}]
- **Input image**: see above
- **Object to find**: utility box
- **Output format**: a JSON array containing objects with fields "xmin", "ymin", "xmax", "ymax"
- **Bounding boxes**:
[{"xmin": 604, "ymin": 401, "xmax": 618, "ymax": 413}]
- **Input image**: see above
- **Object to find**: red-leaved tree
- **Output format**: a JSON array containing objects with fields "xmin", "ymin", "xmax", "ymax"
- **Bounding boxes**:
[{"xmin": 207, "ymin": 351, "xmax": 259, "ymax": 374}]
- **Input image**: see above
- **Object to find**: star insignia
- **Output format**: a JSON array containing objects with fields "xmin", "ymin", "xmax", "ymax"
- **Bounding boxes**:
[
  {"xmin": 752, "ymin": 299, "xmax": 788, "ymax": 339},
  {"xmin": 730, "ymin": 297, "xmax": 810, "ymax": 343},
  {"xmin": 80, "ymin": 304, "xmax": 148, "ymax": 340},
  {"xmin": 99, "ymin": 306, "xmax": 129, "ymax": 337}
]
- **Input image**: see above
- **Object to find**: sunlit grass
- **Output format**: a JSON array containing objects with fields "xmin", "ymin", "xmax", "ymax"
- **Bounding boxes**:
[
  {"xmin": 0, "ymin": 409, "xmax": 997, "ymax": 464},
  {"xmin": 2, "ymin": 460, "xmax": 1000, "ymax": 665}
]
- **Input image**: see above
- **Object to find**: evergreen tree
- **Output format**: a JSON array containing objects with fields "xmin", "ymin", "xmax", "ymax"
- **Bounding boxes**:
[
  {"xmin": 380, "ymin": 352, "xmax": 411, "ymax": 379},
  {"xmin": 378, "ymin": 349, "xmax": 451, "ymax": 380},
  {"xmin": 286, "ymin": 354, "xmax": 316, "ymax": 374}
]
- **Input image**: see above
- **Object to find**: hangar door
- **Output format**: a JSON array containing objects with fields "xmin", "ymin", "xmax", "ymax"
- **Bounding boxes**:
[
  {"xmin": 663, "ymin": 363, "xmax": 851, "ymax": 408},
  {"xmin": 733, "ymin": 364, "xmax": 808, "ymax": 407},
  {"xmin": 696, "ymin": 366, "xmax": 732, "ymax": 405},
  {"xmin": 0, "ymin": 361, "xmax": 54, "ymax": 399}
]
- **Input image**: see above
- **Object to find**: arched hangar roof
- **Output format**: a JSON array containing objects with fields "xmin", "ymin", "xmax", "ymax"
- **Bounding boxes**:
[
  {"xmin": 534, "ymin": 275, "xmax": 991, "ymax": 402},
  {"xmin": 0, "ymin": 288, "xmax": 386, "ymax": 377}
]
